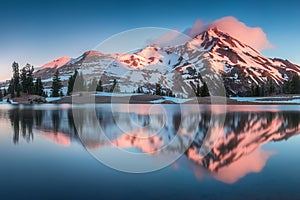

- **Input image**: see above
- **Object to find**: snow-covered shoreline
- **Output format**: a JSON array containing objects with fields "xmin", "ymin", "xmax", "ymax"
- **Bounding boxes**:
[
  {"xmin": 231, "ymin": 96, "xmax": 300, "ymax": 104},
  {"xmin": 2, "ymin": 93, "xmax": 300, "ymax": 105}
]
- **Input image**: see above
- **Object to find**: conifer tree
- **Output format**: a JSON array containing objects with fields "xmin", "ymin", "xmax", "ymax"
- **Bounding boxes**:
[
  {"xmin": 20, "ymin": 66, "xmax": 28, "ymax": 93},
  {"xmin": 20, "ymin": 64, "xmax": 35, "ymax": 94},
  {"xmin": 34, "ymin": 77, "xmax": 44, "ymax": 96},
  {"xmin": 289, "ymin": 75, "xmax": 300, "ymax": 94},
  {"xmin": 8, "ymin": 62, "xmax": 21, "ymax": 97},
  {"xmin": 12, "ymin": 62, "xmax": 21, "ymax": 97},
  {"xmin": 110, "ymin": 79, "xmax": 120, "ymax": 93},
  {"xmin": 67, "ymin": 69, "xmax": 78, "ymax": 95},
  {"xmin": 27, "ymin": 65, "xmax": 34, "ymax": 94},
  {"xmin": 155, "ymin": 83, "xmax": 162, "ymax": 95},
  {"xmin": 8, "ymin": 78, "xmax": 15, "ymax": 98},
  {"xmin": 200, "ymin": 82, "xmax": 210, "ymax": 97},
  {"xmin": 51, "ymin": 70, "xmax": 62, "ymax": 97},
  {"xmin": 96, "ymin": 80, "xmax": 103, "ymax": 92}
]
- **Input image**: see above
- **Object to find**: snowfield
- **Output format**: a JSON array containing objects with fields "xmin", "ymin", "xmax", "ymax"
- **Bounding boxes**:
[
  {"xmin": 45, "ymin": 97, "xmax": 62, "ymax": 102},
  {"xmin": 231, "ymin": 96, "xmax": 300, "ymax": 104},
  {"xmin": 93, "ymin": 92, "xmax": 143, "ymax": 97},
  {"xmin": 0, "ymin": 99, "xmax": 18, "ymax": 104}
]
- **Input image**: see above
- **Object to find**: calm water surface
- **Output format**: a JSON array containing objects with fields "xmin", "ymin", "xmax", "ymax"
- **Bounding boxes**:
[{"xmin": 0, "ymin": 104, "xmax": 300, "ymax": 199}]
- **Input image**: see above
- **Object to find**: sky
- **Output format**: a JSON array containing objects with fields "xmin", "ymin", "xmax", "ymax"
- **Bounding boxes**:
[{"xmin": 0, "ymin": 0, "xmax": 300, "ymax": 81}]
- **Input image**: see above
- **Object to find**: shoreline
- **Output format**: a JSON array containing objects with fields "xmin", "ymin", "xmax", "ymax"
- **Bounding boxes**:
[
  {"xmin": 2, "ymin": 93, "xmax": 300, "ymax": 105},
  {"xmin": 48, "ymin": 94, "xmax": 300, "ymax": 105}
]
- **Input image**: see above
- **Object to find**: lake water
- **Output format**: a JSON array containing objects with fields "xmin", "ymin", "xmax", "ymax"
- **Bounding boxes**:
[{"xmin": 0, "ymin": 104, "xmax": 300, "ymax": 199}]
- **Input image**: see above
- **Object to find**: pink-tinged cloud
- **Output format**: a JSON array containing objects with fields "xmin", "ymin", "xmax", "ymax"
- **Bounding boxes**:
[
  {"xmin": 185, "ymin": 19, "xmax": 205, "ymax": 38},
  {"xmin": 150, "ymin": 29, "xmax": 180, "ymax": 47},
  {"xmin": 151, "ymin": 16, "xmax": 273, "ymax": 51},
  {"xmin": 210, "ymin": 16, "xmax": 273, "ymax": 51}
]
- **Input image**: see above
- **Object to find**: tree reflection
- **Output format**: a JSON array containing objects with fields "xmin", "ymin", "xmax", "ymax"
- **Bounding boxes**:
[
  {"xmin": 51, "ymin": 110, "xmax": 60, "ymax": 133},
  {"xmin": 9, "ymin": 108, "xmax": 35, "ymax": 144},
  {"xmin": 8, "ymin": 107, "xmax": 76, "ymax": 144},
  {"xmin": 9, "ymin": 109, "xmax": 20, "ymax": 144},
  {"xmin": 22, "ymin": 109, "xmax": 34, "ymax": 142}
]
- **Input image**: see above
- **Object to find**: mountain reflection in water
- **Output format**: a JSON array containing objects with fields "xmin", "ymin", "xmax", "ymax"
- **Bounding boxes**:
[{"xmin": 2, "ymin": 104, "xmax": 300, "ymax": 184}]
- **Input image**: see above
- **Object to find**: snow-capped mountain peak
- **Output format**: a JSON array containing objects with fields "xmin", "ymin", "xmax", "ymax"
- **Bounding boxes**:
[
  {"xmin": 39, "ymin": 56, "xmax": 71, "ymax": 69},
  {"xmin": 114, "ymin": 45, "xmax": 181, "ymax": 69},
  {"xmin": 168, "ymin": 27, "xmax": 300, "ymax": 95}
]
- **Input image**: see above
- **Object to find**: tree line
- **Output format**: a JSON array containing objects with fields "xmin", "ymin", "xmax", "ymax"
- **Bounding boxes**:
[
  {"xmin": 0, "ymin": 63, "xmax": 211, "ymax": 100},
  {"xmin": 249, "ymin": 75, "xmax": 300, "ymax": 97},
  {"xmin": 6, "ymin": 62, "xmax": 46, "ymax": 98},
  {"xmin": 2, "ymin": 62, "xmax": 66, "ymax": 100},
  {"xmin": 66, "ymin": 69, "xmax": 120, "ymax": 95},
  {"xmin": 128, "ymin": 80, "xmax": 210, "ymax": 98},
  {"xmin": 4, "ymin": 62, "xmax": 298, "ymax": 101}
]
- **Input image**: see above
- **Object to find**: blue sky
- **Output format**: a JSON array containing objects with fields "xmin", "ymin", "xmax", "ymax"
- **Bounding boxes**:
[{"xmin": 0, "ymin": 0, "xmax": 300, "ymax": 81}]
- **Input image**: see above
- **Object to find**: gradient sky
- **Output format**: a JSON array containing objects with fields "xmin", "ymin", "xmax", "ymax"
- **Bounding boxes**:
[{"xmin": 1, "ymin": 0, "xmax": 300, "ymax": 81}]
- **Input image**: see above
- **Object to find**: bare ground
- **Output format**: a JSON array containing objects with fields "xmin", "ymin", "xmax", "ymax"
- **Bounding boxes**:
[{"xmin": 8, "ymin": 93, "xmax": 46, "ymax": 104}]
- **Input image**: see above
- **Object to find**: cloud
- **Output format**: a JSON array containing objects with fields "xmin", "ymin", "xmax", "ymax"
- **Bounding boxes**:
[
  {"xmin": 183, "ymin": 19, "xmax": 207, "ymax": 38},
  {"xmin": 151, "ymin": 16, "xmax": 273, "ymax": 51},
  {"xmin": 210, "ymin": 16, "xmax": 273, "ymax": 51},
  {"xmin": 149, "ymin": 29, "xmax": 181, "ymax": 47},
  {"xmin": 148, "ymin": 29, "xmax": 193, "ymax": 47}
]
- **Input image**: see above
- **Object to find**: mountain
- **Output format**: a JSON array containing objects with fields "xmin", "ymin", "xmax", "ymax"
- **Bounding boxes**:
[
  {"xmin": 38, "ymin": 56, "xmax": 71, "ymax": 69},
  {"xmin": 34, "ymin": 27, "xmax": 300, "ymax": 97},
  {"xmin": 164, "ymin": 27, "xmax": 300, "ymax": 95}
]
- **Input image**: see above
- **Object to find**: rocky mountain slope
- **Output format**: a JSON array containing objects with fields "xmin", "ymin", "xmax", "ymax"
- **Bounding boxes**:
[{"xmin": 34, "ymin": 27, "xmax": 300, "ymax": 97}]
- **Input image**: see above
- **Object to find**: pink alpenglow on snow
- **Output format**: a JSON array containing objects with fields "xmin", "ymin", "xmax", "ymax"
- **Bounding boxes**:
[{"xmin": 39, "ymin": 56, "xmax": 71, "ymax": 69}]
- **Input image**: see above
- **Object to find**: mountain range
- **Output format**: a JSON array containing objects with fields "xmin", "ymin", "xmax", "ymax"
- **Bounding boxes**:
[{"xmin": 34, "ymin": 27, "xmax": 300, "ymax": 97}]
